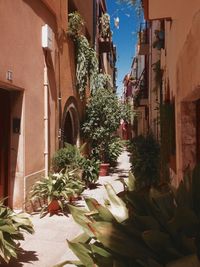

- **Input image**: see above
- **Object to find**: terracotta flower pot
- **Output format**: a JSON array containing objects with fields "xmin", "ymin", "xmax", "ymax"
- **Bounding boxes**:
[
  {"xmin": 68, "ymin": 195, "xmax": 82, "ymax": 203},
  {"xmin": 48, "ymin": 199, "xmax": 60, "ymax": 215},
  {"xmin": 99, "ymin": 163, "xmax": 110, "ymax": 176}
]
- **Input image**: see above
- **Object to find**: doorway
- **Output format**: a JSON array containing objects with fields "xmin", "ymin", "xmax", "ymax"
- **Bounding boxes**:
[
  {"xmin": 63, "ymin": 111, "xmax": 74, "ymax": 145},
  {"xmin": 0, "ymin": 89, "xmax": 10, "ymax": 199}
]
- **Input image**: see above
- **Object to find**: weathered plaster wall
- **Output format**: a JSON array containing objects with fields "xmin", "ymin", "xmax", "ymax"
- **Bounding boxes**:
[
  {"xmin": 149, "ymin": 20, "xmax": 160, "ymax": 138},
  {"xmin": 148, "ymin": 0, "xmax": 200, "ymax": 182}
]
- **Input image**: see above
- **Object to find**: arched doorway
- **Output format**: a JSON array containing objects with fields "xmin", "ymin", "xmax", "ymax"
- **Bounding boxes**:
[{"xmin": 62, "ymin": 97, "xmax": 80, "ymax": 147}]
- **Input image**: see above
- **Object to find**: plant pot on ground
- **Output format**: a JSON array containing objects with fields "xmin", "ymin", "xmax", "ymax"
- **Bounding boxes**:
[
  {"xmin": 82, "ymin": 86, "xmax": 131, "ymax": 175},
  {"xmin": 29, "ymin": 169, "xmax": 85, "ymax": 217},
  {"xmin": 47, "ymin": 199, "xmax": 61, "ymax": 215},
  {"xmin": 79, "ymin": 157, "xmax": 100, "ymax": 187},
  {"xmin": 99, "ymin": 162, "xmax": 110, "ymax": 176}
]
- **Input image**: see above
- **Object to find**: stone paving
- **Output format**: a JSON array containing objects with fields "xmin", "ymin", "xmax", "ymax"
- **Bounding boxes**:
[{"xmin": 4, "ymin": 150, "xmax": 130, "ymax": 267}]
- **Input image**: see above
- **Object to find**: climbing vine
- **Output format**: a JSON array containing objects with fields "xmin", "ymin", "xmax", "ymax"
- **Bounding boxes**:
[{"xmin": 68, "ymin": 12, "xmax": 112, "ymax": 99}]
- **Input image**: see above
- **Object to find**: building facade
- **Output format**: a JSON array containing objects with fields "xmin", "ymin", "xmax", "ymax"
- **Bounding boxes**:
[
  {"xmin": 0, "ymin": 0, "xmax": 116, "ymax": 209},
  {"xmin": 142, "ymin": 0, "xmax": 200, "ymax": 185}
]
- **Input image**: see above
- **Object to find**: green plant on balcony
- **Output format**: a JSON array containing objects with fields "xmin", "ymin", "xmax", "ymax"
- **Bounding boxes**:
[
  {"xmin": 68, "ymin": 11, "xmax": 84, "ymax": 38},
  {"xmin": 0, "ymin": 199, "xmax": 34, "ymax": 264},
  {"xmin": 99, "ymin": 13, "xmax": 111, "ymax": 39}
]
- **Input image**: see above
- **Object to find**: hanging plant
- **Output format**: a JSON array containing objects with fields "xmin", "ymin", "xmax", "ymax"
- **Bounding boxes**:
[
  {"xmin": 68, "ymin": 11, "xmax": 84, "ymax": 38},
  {"xmin": 99, "ymin": 13, "xmax": 111, "ymax": 39},
  {"xmin": 68, "ymin": 12, "xmax": 105, "ymax": 99},
  {"xmin": 88, "ymin": 48, "xmax": 99, "ymax": 93},
  {"xmin": 75, "ymin": 36, "xmax": 90, "ymax": 99}
]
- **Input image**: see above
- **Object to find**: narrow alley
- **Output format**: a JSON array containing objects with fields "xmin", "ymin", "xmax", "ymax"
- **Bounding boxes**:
[
  {"xmin": 1, "ymin": 0, "xmax": 200, "ymax": 266},
  {"xmin": 4, "ymin": 150, "xmax": 130, "ymax": 267}
]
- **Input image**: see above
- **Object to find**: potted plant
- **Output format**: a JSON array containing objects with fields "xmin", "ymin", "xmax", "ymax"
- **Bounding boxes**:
[
  {"xmin": 82, "ymin": 88, "xmax": 122, "ymax": 176},
  {"xmin": 78, "ymin": 157, "xmax": 100, "ymax": 188},
  {"xmin": 51, "ymin": 142, "xmax": 82, "ymax": 173},
  {"xmin": 29, "ymin": 169, "xmax": 84, "ymax": 216}
]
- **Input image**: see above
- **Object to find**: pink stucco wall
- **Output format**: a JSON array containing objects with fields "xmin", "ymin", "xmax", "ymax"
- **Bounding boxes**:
[{"xmin": 147, "ymin": 0, "xmax": 200, "ymax": 183}]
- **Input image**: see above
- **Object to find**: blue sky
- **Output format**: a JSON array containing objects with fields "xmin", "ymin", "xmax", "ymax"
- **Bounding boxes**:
[{"xmin": 106, "ymin": 0, "xmax": 142, "ymax": 96}]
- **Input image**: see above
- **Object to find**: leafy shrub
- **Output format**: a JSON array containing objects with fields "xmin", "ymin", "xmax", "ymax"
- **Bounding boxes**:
[
  {"xmin": 79, "ymin": 158, "xmax": 100, "ymax": 187},
  {"xmin": 82, "ymin": 88, "xmax": 122, "ymax": 162},
  {"xmin": 130, "ymin": 134, "xmax": 160, "ymax": 189},
  {"xmin": 0, "ymin": 199, "xmax": 34, "ymax": 264},
  {"xmin": 105, "ymin": 137, "xmax": 124, "ymax": 165},
  {"xmin": 51, "ymin": 143, "xmax": 81, "ymax": 172}
]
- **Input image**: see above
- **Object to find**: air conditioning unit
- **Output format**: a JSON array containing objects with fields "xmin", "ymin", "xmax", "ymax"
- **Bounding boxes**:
[{"xmin": 42, "ymin": 24, "xmax": 53, "ymax": 51}]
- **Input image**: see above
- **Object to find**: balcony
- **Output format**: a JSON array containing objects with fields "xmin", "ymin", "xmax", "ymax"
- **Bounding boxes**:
[
  {"xmin": 133, "ymin": 68, "xmax": 148, "ymax": 107},
  {"xmin": 99, "ymin": 37, "xmax": 112, "ymax": 53},
  {"xmin": 138, "ymin": 22, "xmax": 149, "ymax": 55}
]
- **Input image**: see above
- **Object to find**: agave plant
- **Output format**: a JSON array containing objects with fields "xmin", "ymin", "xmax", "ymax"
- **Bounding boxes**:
[
  {"xmin": 55, "ymin": 166, "xmax": 200, "ymax": 267},
  {"xmin": 29, "ymin": 169, "xmax": 85, "ymax": 216},
  {"xmin": 0, "ymin": 199, "xmax": 34, "ymax": 264}
]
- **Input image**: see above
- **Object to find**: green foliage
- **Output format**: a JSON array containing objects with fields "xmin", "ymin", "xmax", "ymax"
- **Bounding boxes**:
[
  {"xmin": 69, "ymin": 12, "xmax": 111, "ymax": 99},
  {"xmin": 104, "ymin": 137, "xmax": 124, "ymax": 165},
  {"xmin": 75, "ymin": 35, "xmax": 98, "ymax": 98},
  {"xmin": 68, "ymin": 12, "xmax": 114, "ymax": 98},
  {"xmin": 79, "ymin": 158, "xmax": 100, "ymax": 186},
  {"xmin": 120, "ymin": 102, "xmax": 132, "ymax": 122},
  {"xmin": 117, "ymin": 0, "xmax": 143, "ymax": 16},
  {"xmin": 82, "ymin": 88, "xmax": 122, "ymax": 162},
  {"xmin": 68, "ymin": 11, "xmax": 84, "ymax": 37},
  {"xmin": 56, "ymin": 168, "xmax": 200, "ymax": 267},
  {"xmin": 99, "ymin": 13, "xmax": 111, "ymax": 39},
  {"xmin": 0, "ymin": 199, "xmax": 34, "ymax": 264},
  {"xmin": 29, "ymin": 169, "xmax": 84, "ymax": 216},
  {"xmin": 130, "ymin": 134, "xmax": 160, "ymax": 189},
  {"xmin": 51, "ymin": 143, "xmax": 81, "ymax": 172}
]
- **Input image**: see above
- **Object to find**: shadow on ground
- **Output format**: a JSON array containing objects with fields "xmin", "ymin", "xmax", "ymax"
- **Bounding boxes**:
[{"xmin": 1, "ymin": 249, "xmax": 38, "ymax": 267}]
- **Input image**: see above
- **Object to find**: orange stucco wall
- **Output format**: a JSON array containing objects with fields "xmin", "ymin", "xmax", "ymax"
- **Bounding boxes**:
[{"xmin": 0, "ymin": 0, "xmax": 88, "ymax": 208}]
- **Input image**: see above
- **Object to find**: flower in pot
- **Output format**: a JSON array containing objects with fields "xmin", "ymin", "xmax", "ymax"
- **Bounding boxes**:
[{"xmin": 29, "ymin": 169, "xmax": 85, "ymax": 216}]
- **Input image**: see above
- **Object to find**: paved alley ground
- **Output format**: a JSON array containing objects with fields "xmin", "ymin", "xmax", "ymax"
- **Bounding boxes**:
[{"xmin": 4, "ymin": 150, "xmax": 130, "ymax": 267}]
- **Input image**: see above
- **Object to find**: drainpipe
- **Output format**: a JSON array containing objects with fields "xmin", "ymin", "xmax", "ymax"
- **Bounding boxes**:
[{"xmin": 44, "ymin": 58, "xmax": 49, "ymax": 176}]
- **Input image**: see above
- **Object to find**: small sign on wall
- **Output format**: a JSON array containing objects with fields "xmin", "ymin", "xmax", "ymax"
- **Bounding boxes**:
[{"xmin": 13, "ymin": 118, "xmax": 21, "ymax": 134}]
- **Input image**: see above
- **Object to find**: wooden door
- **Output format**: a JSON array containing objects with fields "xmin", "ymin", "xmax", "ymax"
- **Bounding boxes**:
[{"xmin": 0, "ymin": 89, "xmax": 10, "ymax": 199}]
